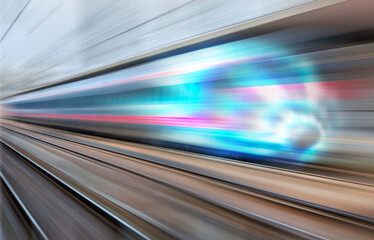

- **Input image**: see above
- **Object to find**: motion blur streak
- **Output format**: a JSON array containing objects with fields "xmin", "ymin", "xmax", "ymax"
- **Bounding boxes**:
[
  {"xmin": 2, "ymin": 0, "xmax": 374, "ymax": 239},
  {"xmin": 3, "ymin": 31, "xmax": 374, "ymax": 167},
  {"xmin": 1, "ymin": 113, "xmax": 230, "ymax": 129},
  {"xmin": 1, "ymin": 35, "xmax": 323, "ymax": 161}
]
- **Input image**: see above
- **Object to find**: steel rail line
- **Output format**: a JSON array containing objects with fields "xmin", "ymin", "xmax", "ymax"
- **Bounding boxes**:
[
  {"xmin": 2, "ymin": 122, "xmax": 374, "ymax": 229},
  {"xmin": 1, "ymin": 172, "xmax": 49, "ymax": 240},
  {"xmin": 4, "ymin": 121, "xmax": 374, "ymax": 186},
  {"xmin": 1, "ymin": 126, "xmax": 328, "ymax": 240},
  {"xmin": 0, "ymin": 140, "xmax": 151, "ymax": 240}
]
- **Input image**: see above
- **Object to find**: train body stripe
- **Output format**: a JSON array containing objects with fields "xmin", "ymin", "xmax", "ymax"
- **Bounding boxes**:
[{"xmin": 2, "ymin": 112, "xmax": 230, "ymax": 129}]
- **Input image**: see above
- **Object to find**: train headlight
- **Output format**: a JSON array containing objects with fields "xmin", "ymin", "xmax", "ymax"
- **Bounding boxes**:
[{"xmin": 274, "ymin": 111, "xmax": 322, "ymax": 150}]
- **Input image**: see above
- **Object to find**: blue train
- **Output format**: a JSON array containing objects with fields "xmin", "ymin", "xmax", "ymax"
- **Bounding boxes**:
[{"xmin": 2, "ymin": 36, "xmax": 325, "ymax": 162}]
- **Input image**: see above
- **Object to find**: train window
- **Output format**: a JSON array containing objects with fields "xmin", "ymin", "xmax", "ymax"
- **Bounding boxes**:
[
  {"xmin": 118, "ymin": 92, "xmax": 121, "ymax": 105},
  {"xmin": 119, "ymin": 92, "xmax": 125, "ymax": 105},
  {"xmin": 141, "ymin": 88, "xmax": 149, "ymax": 103},
  {"xmin": 126, "ymin": 91, "xmax": 131, "ymax": 104},
  {"xmin": 97, "ymin": 94, "xmax": 103, "ymax": 106},
  {"xmin": 112, "ymin": 93, "xmax": 117, "ymax": 106},
  {"xmin": 157, "ymin": 87, "xmax": 164, "ymax": 103},
  {"xmin": 80, "ymin": 96, "xmax": 86, "ymax": 107},
  {"xmin": 110, "ymin": 93, "xmax": 116, "ymax": 106},
  {"xmin": 151, "ymin": 87, "xmax": 156, "ymax": 102}
]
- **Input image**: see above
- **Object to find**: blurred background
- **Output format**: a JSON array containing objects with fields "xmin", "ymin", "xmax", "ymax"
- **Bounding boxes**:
[{"xmin": 1, "ymin": 0, "xmax": 374, "ymax": 239}]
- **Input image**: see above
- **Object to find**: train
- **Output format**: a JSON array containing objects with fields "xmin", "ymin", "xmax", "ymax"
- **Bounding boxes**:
[{"xmin": 2, "ymin": 32, "xmax": 374, "ymax": 165}]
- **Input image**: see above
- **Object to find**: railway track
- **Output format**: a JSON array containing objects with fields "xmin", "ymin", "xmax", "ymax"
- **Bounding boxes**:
[
  {"xmin": 1, "ymin": 142, "xmax": 147, "ymax": 240},
  {"xmin": 1, "ymin": 173, "xmax": 48, "ymax": 240},
  {"xmin": 1, "ymin": 121, "xmax": 374, "ymax": 239},
  {"xmin": 3, "ymin": 120, "xmax": 374, "ymax": 186},
  {"xmin": 1, "ymin": 127, "xmax": 324, "ymax": 240},
  {"xmin": 2, "ymin": 123, "xmax": 374, "ymax": 222}
]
